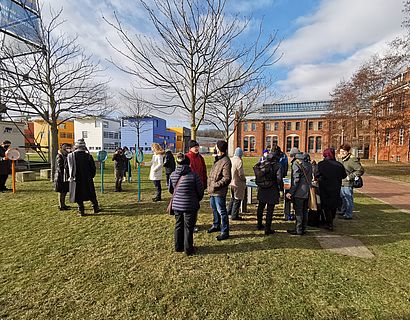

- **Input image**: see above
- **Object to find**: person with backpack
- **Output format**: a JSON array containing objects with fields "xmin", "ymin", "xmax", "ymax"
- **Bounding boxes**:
[
  {"xmin": 253, "ymin": 152, "xmax": 283, "ymax": 235},
  {"xmin": 338, "ymin": 144, "xmax": 365, "ymax": 220},
  {"xmin": 285, "ymin": 149, "xmax": 312, "ymax": 235},
  {"xmin": 169, "ymin": 153, "xmax": 204, "ymax": 256},
  {"xmin": 163, "ymin": 149, "xmax": 176, "ymax": 187}
]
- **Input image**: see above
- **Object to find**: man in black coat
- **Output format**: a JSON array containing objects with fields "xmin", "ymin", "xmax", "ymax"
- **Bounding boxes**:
[
  {"xmin": 67, "ymin": 139, "xmax": 100, "ymax": 216},
  {"xmin": 54, "ymin": 143, "xmax": 72, "ymax": 210},
  {"xmin": 0, "ymin": 140, "xmax": 12, "ymax": 192},
  {"xmin": 316, "ymin": 148, "xmax": 347, "ymax": 230}
]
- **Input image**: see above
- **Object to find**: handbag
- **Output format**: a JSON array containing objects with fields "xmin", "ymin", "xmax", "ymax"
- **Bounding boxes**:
[
  {"xmin": 167, "ymin": 175, "xmax": 185, "ymax": 215},
  {"xmin": 295, "ymin": 161, "xmax": 318, "ymax": 211},
  {"xmin": 352, "ymin": 176, "xmax": 363, "ymax": 188}
]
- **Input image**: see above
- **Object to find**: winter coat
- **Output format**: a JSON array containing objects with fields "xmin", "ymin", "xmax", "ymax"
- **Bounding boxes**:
[
  {"xmin": 112, "ymin": 153, "xmax": 126, "ymax": 172},
  {"xmin": 229, "ymin": 155, "xmax": 246, "ymax": 200},
  {"xmin": 149, "ymin": 154, "xmax": 164, "ymax": 181},
  {"xmin": 208, "ymin": 155, "xmax": 232, "ymax": 197},
  {"xmin": 163, "ymin": 151, "xmax": 176, "ymax": 175},
  {"xmin": 0, "ymin": 145, "xmax": 11, "ymax": 175},
  {"xmin": 278, "ymin": 152, "xmax": 289, "ymax": 177},
  {"xmin": 185, "ymin": 151, "xmax": 207, "ymax": 188},
  {"xmin": 288, "ymin": 153, "xmax": 312, "ymax": 199},
  {"xmin": 257, "ymin": 160, "xmax": 283, "ymax": 205},
  {"xmin": 317, "ymin": 159, "xmax": 347, "ymax": 209},
  {"xmin": 54, "ymin": 151, "xmax": 69, "ymax": 193},
  {"xmin": 169, "ymin": 164, "xmax": 204, "ymax": 212},
  {"xmin": 339, "ymin": 154, "xmax": 365, "ymax": 187},
  {"xmin": 68, "ymin": 150, "xmax": 97, "ymax": 202}
]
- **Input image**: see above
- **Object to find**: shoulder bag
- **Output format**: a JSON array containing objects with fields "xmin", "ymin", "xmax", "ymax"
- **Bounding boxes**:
[{"xmin": 295, "ymin": 161, "xmax": 318, "ymax": 211}]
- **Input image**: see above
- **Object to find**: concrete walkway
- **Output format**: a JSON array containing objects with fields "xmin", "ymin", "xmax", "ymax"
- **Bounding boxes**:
[{"xmin": 357, "ymin": 175, "xmax": 410, "ymax": 213}]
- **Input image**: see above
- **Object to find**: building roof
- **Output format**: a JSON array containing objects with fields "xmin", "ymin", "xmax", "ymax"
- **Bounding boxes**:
[{"xmin": 245, "ymin": 100, "xmax": 331, "ymax": 120}]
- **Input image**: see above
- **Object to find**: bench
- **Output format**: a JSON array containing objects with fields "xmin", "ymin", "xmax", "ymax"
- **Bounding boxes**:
[
  {"xmin": 16, "ymin": 171, "xmax": 36, "ymax": 182},
  {"xmin": 40, "ymin": 169, "xmax": 52, "ymax": 179}
]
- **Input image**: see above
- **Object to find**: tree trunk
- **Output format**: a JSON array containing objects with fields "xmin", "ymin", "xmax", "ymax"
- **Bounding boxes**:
[
  {"xmin": 50, "ymin": 123, "xmax": 59, "ymax": 181},
  {"xmin": 191, "ymin": 124, "xmax": 197, "ymax": 140}
]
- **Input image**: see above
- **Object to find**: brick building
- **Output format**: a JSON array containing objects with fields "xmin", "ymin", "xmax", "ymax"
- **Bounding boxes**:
[{"xmin": 234, "ymin": 101, "xmax": 331, "ymax": 157}]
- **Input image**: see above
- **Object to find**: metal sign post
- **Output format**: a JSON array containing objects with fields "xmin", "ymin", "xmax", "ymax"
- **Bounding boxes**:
[
  {"xmin": 5, "ymin": 148, "xmax": 20, "ymax": 193},
  {"xmin": 96, "ymin": 150, "xmax": 108, "ymax": 193},
  {"xmin": 124, "ymin": 150, "xmax": 133, "ymax": 183},
  {"xmin": 135, "ymin": 149, "xmax": 144, "ymax": 202}
]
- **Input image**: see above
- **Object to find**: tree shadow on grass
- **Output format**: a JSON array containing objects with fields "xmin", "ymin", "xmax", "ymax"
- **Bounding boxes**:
[{"xmin": 96, "ymin": 202, "xmax": 169, "ymax": 216}]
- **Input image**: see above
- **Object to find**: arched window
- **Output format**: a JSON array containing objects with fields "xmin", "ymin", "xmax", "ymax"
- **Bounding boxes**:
[
  {"xmin": 244, "ymin": 135, "xmax": 256, "ymax": 152},
  {"xmin": 308, "ymin": 137, "xmax": 315, "ymax": 153},
  {"xmin": 315, "ymin": 136, "xmax": 322, "ymax": 152},
  {"xmin": 265, "ymin": 135, "xmax": 278, "ymax": 150},
  {"xmin": 286, "ymin": 135, "xmax": 299, "ymax": 152}
]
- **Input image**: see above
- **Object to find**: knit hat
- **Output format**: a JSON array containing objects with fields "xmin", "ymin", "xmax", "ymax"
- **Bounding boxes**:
[
  {"xmin": 263, "ymin": 149, "xmax": 269, "ymax": 154},
  {"xmin": 234, "ymin": 147, "xmax": 243, "ymax": 157},
  {"xmin": 189, "ymin": 140, "xmax": 199, "ymax": 149},
  {"xmin": 323, "ymin": 148, "xmax": 335, "ymax": 160},
  {"xmin": 216, "ymin": 140, "xmax": 228, "ymax": 153},
  {"xmin": 176, "ymin": 152, "xmax": 190, "ymax": 165},
  {"xmin": 75, "ymin": 138, "xmax": 86, "ymax": 149},
  {"xmin": 289, "ymin": 147, "xmax": 300, "ymax": 157}
]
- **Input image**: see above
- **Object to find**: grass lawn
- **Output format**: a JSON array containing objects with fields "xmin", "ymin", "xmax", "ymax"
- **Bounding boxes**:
[
  {"xmin": 1, "ymin": 156, "xmax": 409, "ymax": 319},
  {"xmin": 361, "ymin": 160, "xmax": 410, "ymax": 184}
]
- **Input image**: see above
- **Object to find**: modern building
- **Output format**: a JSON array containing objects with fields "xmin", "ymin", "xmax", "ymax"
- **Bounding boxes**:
[
  {"xmin": 234, "ymin": 101, "xmax": 331, "ymax": 157},
  {"xmin": 0, "ymin": 120, "xmax": 27, "ymax": 159},
  {"xmin": 121, "ymin": 116, "xmax": 176, "ymax": 153},
  {"xmin": 74, "ymin": 117, "xmax": 121, "ymax": 151},
  {"xmin": 370, "ymin": 68, "xmax": 410, "ymax": 162},
  {"xmin": 32, "ymin": 119, "xmax": 75, "ymax": 150},
  {"xmin": 168, "ymin": 127, "xmax": 191, "ymax": 153}
]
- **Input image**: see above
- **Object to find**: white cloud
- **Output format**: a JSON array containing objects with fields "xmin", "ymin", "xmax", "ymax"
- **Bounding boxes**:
[{"xmin": 279, "ymin": 0, "xmax": 404, "ymax": 65}]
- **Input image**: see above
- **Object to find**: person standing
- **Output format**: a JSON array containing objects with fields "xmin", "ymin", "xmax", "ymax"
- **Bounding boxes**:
[
  {"xmin": 338, "ymin": 144, "xmax": 365, "ymax": 220},
  {"xmin": 255, "ymin": 153, "xmax": 283, "ymax": 235},
  {"xmin": 185, "ymin": 140, "xmax": 207, "ymax": 189},
  {"xmin": 286, "ymin": 150, "xmax": 312, "ymax": 235},
  {"xmin": 169, "ymin": 153, "xmax": 204, "ymax": 256},
  {"xmin": 228, "ymin": 147, "xmax": 246, "ymax": 220},
  {"xmin": 54, "ymin": 143, "xmax": 72, "ymax": 210},
  {"xmin": 149, "ymin": 143, "xmax": 165, "ymax": 202},
  {"xmin": 122, "ymin": 146, "xmax": 131, "ymax": 181},
  {"xmin": 0, "ymin": 140, "xmax": 11, "ymax": 192},
  {"xmin": 67, "ymin": 139, "xmax": 100, "ymax": 216},
  {"xmin": 316, "ymin": 148, "xmax": 347, "ymax": 230},
  {"xmin": 163, "ymin": 149, "xmax": 176, "ymax": 187},
  {"xmin": 207, "ymin": 140, "xmax": 232, "ymax": 241},
  {"xmin": 112, "ymin": 147, "xmax": 126, "ymax": 192}
]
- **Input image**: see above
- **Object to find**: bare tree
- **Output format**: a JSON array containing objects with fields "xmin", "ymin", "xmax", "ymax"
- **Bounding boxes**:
[
  {"xmin": 105, "ymin": 0, "xmax": 280, "ymax": 139},
  {"xmin": 120, "ymin": 86, "xmax": 153, "ymax": 150},
  {"xmin": 0, "ymin": 8, "xmax": 110, "ymax": 178}
]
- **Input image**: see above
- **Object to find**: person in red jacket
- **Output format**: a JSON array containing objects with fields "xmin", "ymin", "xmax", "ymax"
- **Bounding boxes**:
[
  {"xmin": 185, "ymin": 140, "xmax": 207, "ymax": 188},
  {"xmin": 185, "ymin": 140, "xmax": 207, "ymax": 232}
]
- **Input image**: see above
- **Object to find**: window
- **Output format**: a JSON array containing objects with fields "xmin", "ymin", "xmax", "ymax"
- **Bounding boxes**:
[
  {"xmin": 308, "ymin": 137, "xmax": 315, "ymax": 153},
  {"xmin": 293, "ymin": 136, "xmax": 299, "ymax": 149},
  {"xmin": 114, "ymin": 133, "xmax": 119, "ymax": 139},
  {"xmin": 58, "ymin": 123, "xmax": 66, "ymax": 129},
  {"xmin": 318, "ymin": 121, "xmax": 323, "ymax": 130},
  {"xmin": 103, "ymin": 121, "xmax": 109, "ymax": 128},
  {"xmin": 243, "ymin": 137, "xmax": 249, "ymax": 152},
  {"xmin": 295, "ymin": 122, "xmax": 301, "ymax": 130},
  {"xmin": 244, "ymin": 122, "xmax": 249, "ymax": 132},
  {"xmin": 89, "ymin": 147, "xmax": 94, "ymax": 150},
  {"xmin": 388, "ymin": 102, "xmax": 394, "ymax": 115},
  {"xmin": 103, "ymin": 132, "xmax": 108, "ymax": 138},
  {"xmin": 177, "ymin": 136, "xmax": 182, "ymax": 141},
  {"xmin": 154, "ymin": 120, "xmax": 159, "ymax": 127},
  {"xmin": 251, "ymin": 123, "xmax": 256, "ymax": 131},
  {"xmin": 399, "ymin": 128, "xmax": 404, "ymax": 146},
  {"xmin": 265, "ymin": 122, "xmax": 271, "ymax": 131},
  {"xmin": 385, "ymin": 129, "xmax": 390, "ymax": 146},
  {"xmin": 60, "ymin": 132, "xmax": 66, "ymax": 138},
  {"xmin": 95, "ymin": 120, "xmax": 101, "ymax": 127},
  {"xmin": 286, "ymin": 136, "xmax": 292, "ymax": 152},
  {"xmin": 250, "ymin": 136, "xmax": 256, "ymax": 152},
  {"xmin": 265, "ymin": 136, "xmax": 272, "ymax": 150},
  {"xmin": 315, "ymin": 136, "xmax": 322, "ymax": 153},
  {"xmin": 108, "ymin": 132, "xmax": 114, "ymax": 139},
  {"xmin": 82, "ymin": 131, "xmax": 88, "ymax": 139},
  {"xmin": 286, "ymin": 122, "xmax": 292, "ymax": 130},
  {"xmin": 66, "ymin": 133, "xmax": 73, "ymax": 139},
  {"xmin": 274, "ymin": 122, "xmax": 279, "ymax": 131},
  {"xmin": 272, "ymin": 136, "xmax": 278, "ymax": 147},
  {"xmin": 308, "ymin": 121, "xmax": 313, "ymax": 130}
]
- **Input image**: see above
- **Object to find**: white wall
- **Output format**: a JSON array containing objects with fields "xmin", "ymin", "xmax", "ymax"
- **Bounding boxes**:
[
  {"xmin": 74, "ymin": 119, "xmax": 102, "ymax": 150},
  {"xmin": 0, "ymin": 121, "xmax": 26, "ymax": 159}
]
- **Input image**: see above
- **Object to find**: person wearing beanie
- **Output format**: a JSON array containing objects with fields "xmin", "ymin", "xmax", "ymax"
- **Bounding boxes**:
[
  {"xmin": 163, "ymin": 149, "xmax": 176, "ymax": 187},
  {"xmin": 169, "ymin": 152, "xmax": 204, "ymax": 256},
  {"xmin": 289, "ymin": 147, "xmax": 300, "ymax": 158},
  {"xmin": 207, "ymin": 140, "xmax": 232, "ymax": 241},
  {"xmin": 67, "ymin": 139, "xmax": 100, "ymax": 216},
  {"xmin": 227, "ymin": 147, "xmax": 246, "ymax": 220},
  {"xmin": 316, "ymin": 148, "xmax": 347, "ymax": 230},
  {"xmin": 185, "ymin": 139, "xmax": 207, "ymax": 188},
  {"xmin": 54, "ymin": 143, "xmax": 72, "ymax": 210}
]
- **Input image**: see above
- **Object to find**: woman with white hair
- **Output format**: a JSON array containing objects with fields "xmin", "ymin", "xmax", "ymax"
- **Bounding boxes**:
[
  {"xmin": 148, "ymin": 143, "xmax": 165, "ymax": 202},
  {"xmin": 228, "ymin": 147, "xmax": 246, "ymax": 220}
]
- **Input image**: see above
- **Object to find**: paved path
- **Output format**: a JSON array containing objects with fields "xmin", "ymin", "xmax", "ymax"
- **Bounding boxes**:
[
  {"xmin": 315, "ymin": 234, "xmax": 375, "ymax": 259},
  {"xmin": 358, "ymin": 175, "xmax": 410, "ymax": 213}
]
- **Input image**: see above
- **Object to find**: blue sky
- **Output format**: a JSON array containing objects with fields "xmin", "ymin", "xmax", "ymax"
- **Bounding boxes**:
[{"xmin": 41, "ymin": 0, "xmax": 406, "ymax": 127}]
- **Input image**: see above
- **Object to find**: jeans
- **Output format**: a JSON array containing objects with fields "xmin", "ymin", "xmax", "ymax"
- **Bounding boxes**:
[
  {"xmin": 340, "ymin": 186, "xmax": 354, "ymax": 218},
  {"xmin": 210, "ymin": 196, "xmax": 229, "ymax": 235},
  {"xmin": 293, "ymin": 197, "xmax": 308, "ymax": 234},
  {"xmin": 174, "ymin": 210, "xmax": 197, "ymax": 255},
  {"xmin": 257, "ymin": 202, "xmax": 275, "ymax": 231},
  {"xmin": 153, "ymin": 180, "xmax": 161, "ymax": 199},
  {"xmin": 227, "ymin": 188, "xmax": 242, "ymax": 219}
]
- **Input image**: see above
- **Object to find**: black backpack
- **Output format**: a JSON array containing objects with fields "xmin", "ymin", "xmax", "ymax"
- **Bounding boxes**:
[{"xmin": 253, "ymin": 161, "xmax": 276, "ymax": 188}]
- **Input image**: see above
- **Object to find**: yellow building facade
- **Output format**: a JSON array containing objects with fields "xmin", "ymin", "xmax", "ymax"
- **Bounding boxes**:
[
  {"xmin": 32, "ymin": 120, "xmax": 75, "ymax": 149},
  {"xmin": 168, "ymin": 127, "xmax": 191, "ymax": 153}
]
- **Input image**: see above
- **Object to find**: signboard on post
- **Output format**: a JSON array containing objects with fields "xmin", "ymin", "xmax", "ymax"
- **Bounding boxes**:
[
  {"xmin": 5, "ymin": 147, "xmax": 20, "ymax": 193},
  {"xmin": 0, "ymin": 0, "xmax": 41, "ymax": 46},
  {"xmin": 96, "ymin": 150, "xmax": 108, "ymax": 193}
]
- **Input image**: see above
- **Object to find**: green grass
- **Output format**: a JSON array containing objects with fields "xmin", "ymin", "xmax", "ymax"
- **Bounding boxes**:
[
  {"xmin": 361, "ymin": 160, "xmax": 410, "ymax": 184},
  {"xmin": 1, "ymin": 157, "xmax": 409, "ymax": 319}
]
